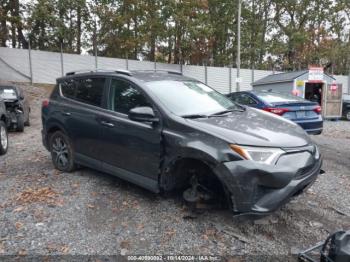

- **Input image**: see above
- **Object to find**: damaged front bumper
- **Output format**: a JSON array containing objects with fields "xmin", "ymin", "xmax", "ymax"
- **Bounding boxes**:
[{"xmin": 215, "ymin": 150, "xmax": 322, "ymax": 215}]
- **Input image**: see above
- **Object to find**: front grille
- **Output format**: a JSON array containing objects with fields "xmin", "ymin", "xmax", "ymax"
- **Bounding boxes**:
[{"xmin": 295, "ymin": 165, "xmax": 315, "ymax": 179}]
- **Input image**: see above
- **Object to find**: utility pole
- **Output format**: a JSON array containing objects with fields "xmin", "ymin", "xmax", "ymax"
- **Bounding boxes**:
[
  {"xmin": 28, "ymin": 39, "xmax": 33, "ymax": 84},
  {"xmin": 93, "ymin": 19, "xmax": 98, "ymax": 70},
  {"xmin": 236, "ymin": 0, "xmax": 241, "ymax": 91},
  {"xmin": 60, "ymin": 42, "xmax": 64, "ymax": 76}
]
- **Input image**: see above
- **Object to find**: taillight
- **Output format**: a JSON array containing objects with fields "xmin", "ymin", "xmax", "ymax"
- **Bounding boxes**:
[
  {"xmin": 263, "ymin": 107, "xmax": 290, "ymax": 116},
  {"xmin": 42, "ymin": 99, "xmax": 49, "ymax": 108},
  {"xmin": 314, "ymin": 105, "xmax": 322, "ymax": 114}
]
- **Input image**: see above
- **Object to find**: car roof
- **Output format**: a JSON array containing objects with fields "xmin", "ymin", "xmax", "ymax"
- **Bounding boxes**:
[
  {"xmin": 0, "ymin": 85, "xmax": 16, "ymax": 89},
  {"xmin": 235, "ymin": 90, "xmax": 287, "ymax": 96},
  {"xmin": 57, "ymin": 70, "xmax": 196, "ymax": 83}
]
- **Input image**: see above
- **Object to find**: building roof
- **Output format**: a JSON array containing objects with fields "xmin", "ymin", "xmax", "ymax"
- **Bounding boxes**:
[
  {"xmin": 252, "ymin": 70, "xmax": 309, "ymax": 86},
  {"xmin": 253, "ymin": 70, "xmax": 337, "ymax": 86}
]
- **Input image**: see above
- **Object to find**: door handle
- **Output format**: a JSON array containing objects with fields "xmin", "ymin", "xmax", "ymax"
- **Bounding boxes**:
[
  {"xmin": 100, "ymin": 120, "xmax": 115, "ymax": 127},
  {"xmin": 62, "ymin": 112, "xmax": 71, "ymax": 116}
]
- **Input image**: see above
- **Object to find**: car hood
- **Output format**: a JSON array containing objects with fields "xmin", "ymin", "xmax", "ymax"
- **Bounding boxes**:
[{"xmin": 187, "ymin": 107, "xmax": 312, "ymax": 148}]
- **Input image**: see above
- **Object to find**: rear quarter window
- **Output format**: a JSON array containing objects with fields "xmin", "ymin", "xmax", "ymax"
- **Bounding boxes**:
[
  {"xmin": 60, "ymin": 79, "xmax": 76, "ymax": 99},
  {"xmin": 60, "ymin": 77, "xmax": 106, "ymax": 107}
]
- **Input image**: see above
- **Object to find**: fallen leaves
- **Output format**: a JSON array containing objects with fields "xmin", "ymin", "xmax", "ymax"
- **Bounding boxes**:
[
  {"xmin": 18, "ymin": 249, "xmax": 27, "ymax": 256},
  {"xmin": 120, "ymin": 240, "xmax": 130, "ymax": 249},
  {"xmin": 47, "ymin": 243, "xmax": 70, "ymax": 254},
  {"xmin": 61, "ymin": 245, "xmax": 70, "ymax": 254},
  {"xmin": 15, "ymin": 187, "xmax": 60, "ymax": 206},
  {"xmin": 202, "ymin": 227, "xmax": 217, "ymax": 241},
  {"xmin": 13, "ymin": 206, "xmax": 25, "ymax": 213},
  {"xmin": 121, "ymin": 200, "xmax": 140, "ymax": 210},
  {"xmin": 15, "ymin": 222, "xmax": 23, "ymax": 230},
  {"xmin": 0, "ymin": 242, "xmax": 5, "ymax": 254}
]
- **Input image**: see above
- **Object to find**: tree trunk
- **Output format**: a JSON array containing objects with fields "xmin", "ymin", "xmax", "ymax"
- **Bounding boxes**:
[
  {"xmin": 68, "ymin": 9, "xmax": 73, "ymax": 51},
  {"xmin": 167, "ymin": 36, "xmax": 172, "ymax": 63},
  {"xmin": 13, "ymin": 0, "xmax": 28, "ymax": 48},
  {"xmin": 76, "ymin": 6, "xmax": 81, "ymax": 54},
  {"xmin": 258, "ymin": 0, "xmax": 271, "ymax": 66},
  {"xmin": 11, "ymin": 25, "xmax": 16, "ymax": 47},
  {"xmin": 0, "ymin": 15, "xmax": 7, "ymax": 47},
  {"xmin": 149, "ymin": 36, "xmax": 155, "ymax": 62},
  {"xmin": 174, "ymin": 23, "xmax": 182, "ymax": 64}
]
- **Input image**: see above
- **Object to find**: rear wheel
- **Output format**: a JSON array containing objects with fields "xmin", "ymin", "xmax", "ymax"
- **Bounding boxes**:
[
  {"xmin": 0, "ymin": 121, "xmax": 8, "ymax": 155},
  {"xmin": 49, "ymin": 131, "xmax": 76, "ymax": 172},
  {"xmin": 16, "ymin": 114, "xmax": 24, "ymax": 132},
  {"xmin": 346, "ymin": 111, "xmax": 350, "ymax": 121}
]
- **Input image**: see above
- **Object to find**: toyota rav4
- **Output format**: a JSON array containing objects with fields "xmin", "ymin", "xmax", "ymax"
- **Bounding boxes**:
[{"xmin": 41, "ymin": 70, "xmax": 323, "ymax": 216}]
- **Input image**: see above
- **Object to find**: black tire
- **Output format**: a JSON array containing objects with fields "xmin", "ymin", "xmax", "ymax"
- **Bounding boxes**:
[
  {"xmin": 0, "ymin": 121, "xmax": 8, "ymax": 156},
  {"xmin": 49, "ymin": 131, "xmax": 76, "ymax": 172},
  {"xmin": 16, "ymin": 114, "xmax": 24, "ymax": 132}
]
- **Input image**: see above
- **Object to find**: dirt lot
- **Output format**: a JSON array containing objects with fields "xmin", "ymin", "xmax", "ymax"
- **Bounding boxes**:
[{"xmin": 0, "ymin": 83, "xmax": 350, "ymax": 259}]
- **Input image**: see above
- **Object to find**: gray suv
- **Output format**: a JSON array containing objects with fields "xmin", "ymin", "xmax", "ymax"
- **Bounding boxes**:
[{"xmin": 41, "ymin": 70, "xmax": 323, "ymax": 216}]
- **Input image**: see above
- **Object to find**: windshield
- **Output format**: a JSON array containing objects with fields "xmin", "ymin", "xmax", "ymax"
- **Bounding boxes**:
[
  {"xmin": 256, "ymin": 92, "xmax": 305, "ymax": 103},
  {"xmin": 0, "ymin": 88, "xmax": 17, "ymax": 100},
  {"xmin": 145, "ymin": 80, "xmax": 238, "ymax": 116}
]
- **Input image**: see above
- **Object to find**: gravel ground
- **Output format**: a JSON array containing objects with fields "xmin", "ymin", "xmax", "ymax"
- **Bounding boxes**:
[{"xmin": 0, "ymin": 83, "xmax": 349, "ymax": 259}]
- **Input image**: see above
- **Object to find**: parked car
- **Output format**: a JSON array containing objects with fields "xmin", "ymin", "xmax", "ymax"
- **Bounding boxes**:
[
  {"xmin": 42, "ymin": 70, "xmax": 322, "ymax": 216},
  {"xmin": 226, "ymin": 90, "xmax": 323, "ymax": 135},
  {"xmin": 0, "ymin": 85, "xmax": 30, "ymax": 132},
  {"xmin": 0, "ymin": 98, "xmax": 9, "ymax": 155},
  {"xmin": 342, "ymin": 94, "xmax": 350, "ymax": 121}
]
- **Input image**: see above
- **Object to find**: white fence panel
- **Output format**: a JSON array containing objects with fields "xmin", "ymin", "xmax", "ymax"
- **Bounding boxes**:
[
  {"xmin": 0, "ymin": 47, "xmax": 31, "ymax": 78},
  {"xmin": 128, "ymin": 60, "xmax": 154, "ymax": 70},
  {"xmin": 207, "ymin": 66, "xmax": 230, "ymax": 94},
  {"xmin": 32, "ymin": 50, "xmax": 62, "ymax": 83},
  {"xmin": 0, "ymin": 59, "xmax": 29, "ymax": 82},
  {"xmin": 182, "ymin": 65, "xmax": 205, "ymax": 83},
  {"xmin": 98, "ymin": 56, "xmax": 126, "ymax": 71},
  {"xmin": 0, "ymin": 47, "xmax": 349, "ymax": 94},
  {"xmin": 63, "ymin": 53, "xmax": 95, "ymax": 76},
  {"xmin": 156, "ymin": 62, "xmax": 181, "ymax": 72}
]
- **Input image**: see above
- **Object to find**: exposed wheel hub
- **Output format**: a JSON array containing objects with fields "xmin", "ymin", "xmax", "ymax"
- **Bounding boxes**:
[{"xmin": 183, "ymin": 176, "xmax": 213, "ymax": 203}]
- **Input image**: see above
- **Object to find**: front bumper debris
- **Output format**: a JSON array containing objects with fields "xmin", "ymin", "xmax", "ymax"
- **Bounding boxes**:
[{"xmin": 214, "ymin": 150, "xmax": 322, "ymax": 215}]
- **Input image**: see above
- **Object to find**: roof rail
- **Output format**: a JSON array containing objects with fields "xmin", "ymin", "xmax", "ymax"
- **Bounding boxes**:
[
  {"xmin": 132, "ymin": 69, "xmax": 182, "ymax": 75},
  {"xmin": 114, "ymin": 69, "xmax": 133, "ymax": 76},
  {"xmin": 65, "ymin": 69, "xmax": 94, "ymax": 76},
  {"xmin": 65, "ymin": 69, "xmax": 132, "ymax": 76}
]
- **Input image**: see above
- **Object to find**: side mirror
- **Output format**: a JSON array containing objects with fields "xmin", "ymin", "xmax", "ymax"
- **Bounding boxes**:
[
  {"xmin": 128, "ymin": 107, "xmax": 159, "ymax": 123},
  {"xmin": 19, "ymin": 94, "xmax": 24, "ymax": 100}
]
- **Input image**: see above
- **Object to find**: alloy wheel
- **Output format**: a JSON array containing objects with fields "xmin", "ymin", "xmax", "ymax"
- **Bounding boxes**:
[{"xmin": 51, "ymin": 136, "xmax": 69, "ymax": 169}]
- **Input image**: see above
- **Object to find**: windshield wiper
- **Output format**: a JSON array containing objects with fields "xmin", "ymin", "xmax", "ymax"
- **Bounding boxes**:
[
  {"xmin": 181, "ymin": 114, "xmax": 208, "ymax": 119},
  {"xmin": 209, "ymin": 108, "xmax": 245, "ymax": 117}
]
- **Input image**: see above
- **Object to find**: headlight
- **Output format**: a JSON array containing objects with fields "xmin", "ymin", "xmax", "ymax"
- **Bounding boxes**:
[{"xmin": 230, "ymin": 144, "xmax": 285, "ymax": 165}]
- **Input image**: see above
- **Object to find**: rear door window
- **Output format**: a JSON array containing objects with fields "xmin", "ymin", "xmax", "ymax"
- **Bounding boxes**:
[
  {"xmin": 110, "ymin": 79, "xmax": 151, "ymax": 114},
  {"xmin": 65, "ymin": 78, "xmax": 105, "ymax": 107}
]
